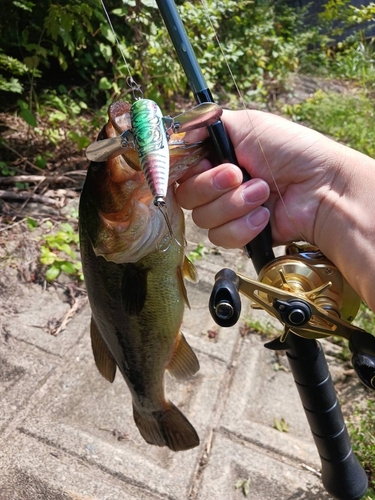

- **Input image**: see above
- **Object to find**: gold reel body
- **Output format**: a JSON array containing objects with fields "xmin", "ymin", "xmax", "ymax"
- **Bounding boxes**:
[{"xmin": 258, "ymin": 243, "xmax": 361, "ymax": 330}]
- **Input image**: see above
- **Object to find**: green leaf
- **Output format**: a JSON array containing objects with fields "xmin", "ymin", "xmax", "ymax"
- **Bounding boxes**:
[
  {"xmin": 0, "ymin": 162, "xmax": 15, "ymax": 176},
  {"xmin": 40, "ymin": 246, "xmax": 57, "ymax": 265},
  {"xmin": 0, "ymin": 76, "xmax": 23, "ymax": 94},
  {"xmin": 35, "ymin": 154, "xmax": 47, "ymax": 169},
  {"xmin": 140, "ymin": 0, "xmax": 157, "ymax": 7},
  {"xmin": 0, "ymin": 54, "xmax": 29, "ymax": 75},
  {"xmin": 98, "ymin": 76, "xmax": 113, "ymax": 90},
  {"xmin": 23, "ymin": 55, "xmax": 40, "ymax": 71},
  {"xmin": 20, "ymin": 107, "xmax": 37, "ymax": 127},
  {"xmin": 68, "ymin": 131, "xmax": 90, "ymax": 150},
  {"xmin": 274, "ymin": 418, "xmax": 289, "ymax": 432},
  {"xmin": 101, "ymin": 24, "xmax": 116, "ymax": 45},
  {"xmin": 58, "ymin": 243, "xmax": 76, "ymax": 258},
  {"xmin": 235, "ymin": 478, "xmax": 251, "ymax": 497},
  {"xmin": 60, "ymin": 261, "xmax": 76, "ymax": 275},
  {"xmin": 12, "ymin": 0, "xmax": 35, "ymax": 12},
  {"xmin": 46, "ymin": 265, "xmax": 61, "ymax": 281},
  {"xmin": 27, "ymin": 217, "xmax": 38, "ymax": 230},
  {"xmin": 49, "ymin": 110, "xmax": 67, "ymax": 122},
  {"xmin": 99, "ymin": 42, "xmax": 112, "ymax": 62}
]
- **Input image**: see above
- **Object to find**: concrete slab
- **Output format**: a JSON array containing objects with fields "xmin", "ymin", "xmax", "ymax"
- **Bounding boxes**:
[
  {"xmin": 11, "ymin": 315, "xmax": 230, "ymax": 499},
  {"xmin": 0, "ymin": 330, "xmax": 56, "ymax": 434},
  {"xmin": 0, "ymin": 431, "xmax": 169, "ymax": 500},
  {"xmin": 221, "ymin": 333, "xmax": 320, "ymax": 467},
  {"xmin": 195, "ymin": 432, "xmax": 330, "ymax": 500},
  {"xmin": 3, "ymin": 286, "xmax": 90, "ymax": 356},
  {"xmin": 0, "ymin": 210, "xmax": 351, "ymax": 500}
]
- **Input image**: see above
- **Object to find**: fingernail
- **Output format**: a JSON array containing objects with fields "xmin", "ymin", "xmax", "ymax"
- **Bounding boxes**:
[
  {"xmin": 241, "ymin": 179, "xmax": 269, "ymax": 204},
  {"xmin": 246, "ymin": 206, "xmax": 269, "ymax": 229},
  {"xmin": 213, "ymin": 165, "xmax": 242, "ymax": 190}
]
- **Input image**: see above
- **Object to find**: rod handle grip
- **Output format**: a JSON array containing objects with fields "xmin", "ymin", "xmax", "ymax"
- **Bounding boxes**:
[{"xmin": 287, "ymin": 340, "xmax": 368, "ymax": 500}]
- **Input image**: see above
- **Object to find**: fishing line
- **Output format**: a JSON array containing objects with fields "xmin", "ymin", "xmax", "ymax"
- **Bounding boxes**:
[
  {"xmin": 199, "ymin": 0, "xmax": 306, "ymax": 243},
  {"xmin": 100, "ymin": 0, "xmax": 142, "ymax": 98},
  {"xmin": 100, "ymin": 0, "xmax": 178, "ymax": 242}
]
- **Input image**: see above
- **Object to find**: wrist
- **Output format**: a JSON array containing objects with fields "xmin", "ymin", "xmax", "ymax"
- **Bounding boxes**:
[{"xmin": 314, "ymin": 144, "xmax": 375, "ymax": 309}]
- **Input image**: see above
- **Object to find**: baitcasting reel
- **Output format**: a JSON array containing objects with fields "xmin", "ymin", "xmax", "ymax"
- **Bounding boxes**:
[
  {"xmin": 210, "ymin": 242, "xmax": 375, "ymax": 391},
  {"xmin": 210, "ymin": 242, "xmax": 375, "ymax": 499}
]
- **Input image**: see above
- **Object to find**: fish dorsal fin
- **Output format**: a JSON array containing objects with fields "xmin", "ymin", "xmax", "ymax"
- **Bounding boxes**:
[
  {"xmin": 90, "ymin": 317, "xmax": 117, "ymax": 383},
  {"xmin": 167, "ymin": 333, "xmax": 200, "ymax": 380},
  {"xmin": 183, "ymin": 256, "xmax": 198, "ymax": 283}
]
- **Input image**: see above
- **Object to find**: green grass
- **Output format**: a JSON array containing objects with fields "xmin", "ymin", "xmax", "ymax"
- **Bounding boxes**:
[
  {"xmin": 348, "ymin": 399, "xmax": 375, "ymax": 496},
  {"xmin": 284, "ymin": 88, "xmax": 375, "ymax": 158}
]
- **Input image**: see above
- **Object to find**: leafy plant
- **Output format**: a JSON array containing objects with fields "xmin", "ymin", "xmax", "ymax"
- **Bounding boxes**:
[
  {"xmin": 188, "ymin": 243, "xmax": 207, "ymax": 263},
  {"xmin": 235, "ymin": 477, "xmax": 251, "ymax": 497},
  {"xmin": 348, "ymin": 399, "xmax": 375, "ymax": 494},
  {"xmin": 39, "ymin": 221, "xmax": 82, "ymax": 282},
  {"xmin": 0, "ymin": 0, "xmax": 331, "ymax": 110},
  {"xmin": 274, "ymin": 417, "xmax": 289, "ymax": 432},
  {"xmin": 0, "ymin": 160, "xmax": 15, "ymax": 176},
  {"xmin": 243, "ymin": 317, "xmax": 279, "ymax": 338},
  {"xmin": 285, "ymin": 89, "xmax": 375, "ymax": 158},
  {"xmin": 18, "ymin": 98, "xmax": 37, "ymax": 127}
]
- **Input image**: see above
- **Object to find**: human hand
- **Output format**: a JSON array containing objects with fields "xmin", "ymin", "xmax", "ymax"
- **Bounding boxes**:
[
  {"xmin": 176, "ymin": 108, "xmax": 375, "ymax": 311},
  {"xmin": 176, "ymin": 109, "xmax": 344, "ymax": 249}
]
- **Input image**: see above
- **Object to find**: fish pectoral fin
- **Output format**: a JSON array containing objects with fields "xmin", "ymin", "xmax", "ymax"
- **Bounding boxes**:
[
  {"xmin": 121, "ymin": 263, "xmax": 148, "ymax": 315},
  {"xmin": 183, "ymin": 256, "xmax": 198, "ymax": 283},
  {"xmin": 178, "ymin": 257, "xmax": 198, "ymax": 309},
  {"xmin": 177, "ymin": 266, "xmax": 190, "ymax": 308},
  {"xmin": 167, "ymin": 333, "xmax": 200, "ymax": 380},
  {"xmin": 90, "ymin": 317, "xmax": 117, "ymax": 383},
  {"xmin": 133, "ymin": 402, "xmax": 199, "ymax": 452}
]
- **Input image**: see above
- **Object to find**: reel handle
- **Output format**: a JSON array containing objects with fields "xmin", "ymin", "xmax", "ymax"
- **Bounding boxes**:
[
  {"xmin": 209, "ymin": 268, "xmax": 241, "ymax": 327},
  {"xmin": 266, "ymin": 335, "xmax": 368, "ymax": 500},
  {"xmin": 349, "ymin": 330, "xmax": 375, "ymax": 390}
]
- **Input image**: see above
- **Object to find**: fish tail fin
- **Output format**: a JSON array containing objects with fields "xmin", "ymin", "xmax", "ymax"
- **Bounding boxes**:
[{"xmin": 133, "ymin": 402, "xmax": 199, "ymax": 452}]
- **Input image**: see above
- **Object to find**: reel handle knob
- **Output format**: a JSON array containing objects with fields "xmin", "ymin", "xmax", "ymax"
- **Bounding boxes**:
[
  {"xmin": 209, "ymin": 268, "xmax": 241, "ymax": 327},
  {"xmin": 349, "ymin": 330, "xmax": 375, "ymax": 389}
]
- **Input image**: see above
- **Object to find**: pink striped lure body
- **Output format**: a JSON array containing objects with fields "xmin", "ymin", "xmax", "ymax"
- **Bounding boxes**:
[{"xmin": 131, "ymin": 99, "xmax": 169, "ymax": 206}]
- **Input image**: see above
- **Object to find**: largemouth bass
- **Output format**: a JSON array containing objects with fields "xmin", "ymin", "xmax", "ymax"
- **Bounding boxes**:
[{"xmin": 79, "ymin": 101, "xmax": 208, "ymax": 452}]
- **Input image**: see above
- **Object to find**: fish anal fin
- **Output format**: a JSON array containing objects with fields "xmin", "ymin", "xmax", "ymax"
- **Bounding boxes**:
[
  {"xmin": 90, "ymin": 317, "xmax": 117, "ymax": 383},
  {"xmin": 167, "ymin": 333, "xmax": 199, "ymax": 380},
  {"xmin": 133, "ymin": 402, "xmax": 199, "ymax": 452}
]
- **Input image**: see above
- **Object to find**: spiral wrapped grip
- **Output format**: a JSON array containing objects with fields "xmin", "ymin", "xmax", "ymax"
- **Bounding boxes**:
[{"xmin": 284, "ymin": 336, "xmax": 368, "ymax": 500}]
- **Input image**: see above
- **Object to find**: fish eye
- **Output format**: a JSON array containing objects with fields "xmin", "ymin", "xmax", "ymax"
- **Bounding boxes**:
[{"xmin": 90, "ymin": 161, "xmax": 105, "ymax": 172}]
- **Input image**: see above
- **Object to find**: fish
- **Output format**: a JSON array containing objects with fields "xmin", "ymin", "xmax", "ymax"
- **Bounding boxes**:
[{"xmin": 79, "ymin": 100, "xmax": 208, "ymax": 452}]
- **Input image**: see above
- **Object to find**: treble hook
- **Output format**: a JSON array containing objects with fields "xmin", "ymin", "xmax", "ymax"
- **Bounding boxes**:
[
  {"xmin": 155, "ymin": 198, "xmax": 183, "ymax": 252},
  {"xmin": 126, "ymin": 76, "xmax": 143, "ymax": 100}
]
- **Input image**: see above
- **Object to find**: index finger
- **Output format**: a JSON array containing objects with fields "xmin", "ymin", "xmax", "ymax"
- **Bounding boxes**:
[{"xmin": 175, "ymin": 163, "xmax": 243, "ymax": 210}]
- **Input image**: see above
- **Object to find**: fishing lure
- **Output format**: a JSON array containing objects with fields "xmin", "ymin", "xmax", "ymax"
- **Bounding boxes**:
[{"xmin": 86, "ymin": 97, "xmax": 222, "ymax": 208}]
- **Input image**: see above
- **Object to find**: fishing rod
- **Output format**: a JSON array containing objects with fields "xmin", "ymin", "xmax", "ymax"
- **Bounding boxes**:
[
  {"xmin": 155, "ymin": 0, "xmax": 274, "ymax": 275},
  {"xmin": 156, "ymin": 1, "xmax": 374, "ymax": 499}
]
